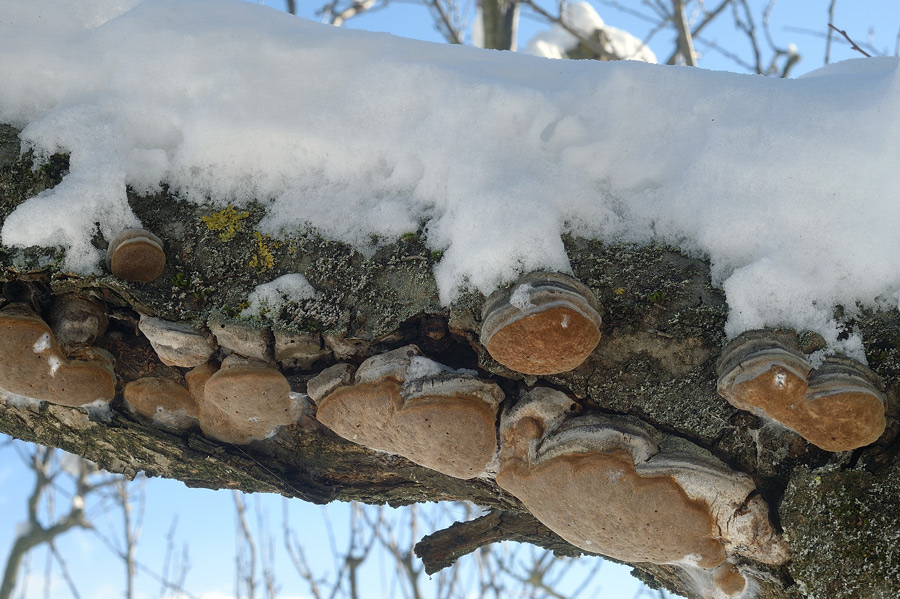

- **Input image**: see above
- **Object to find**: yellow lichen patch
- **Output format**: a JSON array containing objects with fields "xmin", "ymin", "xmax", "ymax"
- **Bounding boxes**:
[
  {"xmin": 249, "ymin": 231, "xmax": 279, "ymax": 271},
  {"xmin": 201, "ymin": 206, "xmax": 250, "ymax": 242}
]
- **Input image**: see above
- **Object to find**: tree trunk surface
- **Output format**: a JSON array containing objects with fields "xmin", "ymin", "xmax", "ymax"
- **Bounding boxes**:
[{"xmin": 1, "ymin": 124, "xmax": 898, "ymax": 599}]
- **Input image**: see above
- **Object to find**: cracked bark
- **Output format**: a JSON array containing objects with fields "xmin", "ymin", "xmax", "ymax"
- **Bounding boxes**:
[{"xmin": 1, "ymin": 123, "xmax": 899, "ymax": 599}]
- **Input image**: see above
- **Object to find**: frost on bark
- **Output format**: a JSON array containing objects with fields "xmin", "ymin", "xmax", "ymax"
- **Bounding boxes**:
[{"xmin": 0, "ymin": 123, "xmax": 898, "ymax": 599}]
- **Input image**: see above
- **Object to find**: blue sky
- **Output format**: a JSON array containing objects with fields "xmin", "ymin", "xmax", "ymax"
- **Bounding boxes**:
[
  {"xmin": 258, "ymin": 0, "xmax": 900, "ymax": 75},
  {"xmin": 2, "ymin": 1, "xmax": 900, "ymax": 598},
  {"xmin": 0, "ymin": 443, "xmax": 648, "ymax": 598}
]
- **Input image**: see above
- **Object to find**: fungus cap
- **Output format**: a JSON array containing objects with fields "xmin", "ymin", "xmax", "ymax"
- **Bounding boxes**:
[
  {"xmin": 0, "ymin": 303, "xmax": 116, "ymax": 407},
  {"xmin": 496, "ymin": 386, "xmax": 789, "ymax": 572},
  {"xmin": 306, "ymin": 362, "xmax": 356, "ymax": 405},
  {"xmin": 497, "ymin": 448, "xmax": 726, "ymax": 567},
  {"xmin": 106, "ymin": 228, "xmax": 166, "ymax": 283},
  {"xmin": 274, "ymin": 330, "xmax": 331, "ymax": 370},
  {"xmin": 138, "ymin": 315, "xmax": 217, "ymax": 367},
  {"xmin": 638, "ymin": 450, "xmax": 791, "ymax": 565},
  {"xmin": 48, "ymin": 294, "xmax": 108, "ymax": 347},
  {"xmin": 209, "ymin": 318, "xmax": 272, "ymax": 362},
  {"xmin": 717, "ymin": 330, "xmax": 886, "ymax": 452},
  {"xmin": 124, "ymin": 377, "xmax": 199, "ymax": 430},
  {"xmin": 316, "ymin": 347, "xmax": 503, "ymax": 479},
  {"xmin": 198, "ymin": 357, "xmax": 297, "ymax": 444},
  {"xmin": 480, "ymin": 272, "xmax": 601, "ymax": 375}
]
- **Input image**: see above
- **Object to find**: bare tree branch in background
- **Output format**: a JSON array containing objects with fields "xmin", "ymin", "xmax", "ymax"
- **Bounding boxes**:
[
  {"xmin": 825, "ymin": 0, "xmax": 837, "ymax": 63},
  {"xmin": 159, "ymin": 517, "xmax": 192, "ymax": 599},
  {"xmin": 0, "ymin": 436, "xmax": 201, "ymax": 599},
  {"xmin": 672, "ymin": 0, "xmax": 698, "ymax": 65},
  {"xmin": 317, "ymin": 0, "xmax": 380, "ymax": 26},
  {"xmin": 283, "ymin": 499, "xmax": 378, "ymax": 599},
  {"xmin": 0, "ymin": 447, "xmax": 93, "ymax": 599},
  {"xmin": 828, "ymin": 23, "xmax": 872, "ymax": 58},
  {"xmin": 113, "ymin": 478, "xmax": 144, "ymax": 599},
  {"xmin": 426, "ymin": 0, "xmax": 465, "ymax": 44}
]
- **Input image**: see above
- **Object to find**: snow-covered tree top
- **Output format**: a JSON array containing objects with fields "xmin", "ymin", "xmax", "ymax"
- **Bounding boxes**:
[{"xmin": 1, "ymin": 0, "xmax": 899, "ymax": 356}]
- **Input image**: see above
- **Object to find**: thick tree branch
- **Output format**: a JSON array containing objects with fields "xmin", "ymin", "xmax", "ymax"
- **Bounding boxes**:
[
  {"xmin": 2, "ymin": 124, "xmax": 900, "ymax": 599},
  {"xmin": 414, "ymin": 510, "xmax": 581, "ymax": 575}
]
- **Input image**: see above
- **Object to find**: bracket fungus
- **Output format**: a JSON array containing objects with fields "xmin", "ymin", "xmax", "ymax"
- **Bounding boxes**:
[
  {"xmin": 0, "ymin": 303, "xmax": 115, "ymax": 407},
  {"xmin": 495, "ymin": 387, "xmax": 789, "ymax": 598},
  {"xmin": 717, "ymin": 330, "xmax": 886, "ymax": 452},
  {"xmin": 106, "ymin": 228, "xmax": 167, "ymax": 283},
  {"xmin": 480, "ymin": 272, "xmax": 601, "ymax": 375},
  {"xmin": 138, "ymin": 315, "xmax": 217, "ymax": 368},
  {"xmin": 209, "ymin": 318, "xmax": 272, "ymax": 363},
  {"xmin": 123, "ymin": 376, "xmax": 200, "ymax": 431},
  {"xmin": 312, "ymin": 345, "xmax": 504, "ymax": 479},
  {"xmin": 195, "ymin": 356, "xmax": 301, "ymax": 445},
  {"xmin": 48, "ymin": 294, "xmax": 108, "ymax": 348}
]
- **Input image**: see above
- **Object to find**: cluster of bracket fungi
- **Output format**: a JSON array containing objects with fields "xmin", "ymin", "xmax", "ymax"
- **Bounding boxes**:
[{"xmin": 0, "ymin": 227, "xmax": 891, "ymax": 599}]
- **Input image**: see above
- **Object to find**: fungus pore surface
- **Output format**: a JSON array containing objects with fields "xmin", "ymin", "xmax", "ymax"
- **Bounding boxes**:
[
  {"xmin": 0, "ymin": 303, "xmax": 116, "ymax": 407},
  {"xmin": 315, "ymin": 346, "xmax": 504, "ymax": 479},
  {"xmin": 106, "ymin": 228, "xmax": 167, "ymax": 283},
  {"xmin": 717, "ymin": 330, "xmax": 886, "ymax": 452},
  {"xmin": 480, "ymin": 272, "xmax": 601, "ymax": 375}
]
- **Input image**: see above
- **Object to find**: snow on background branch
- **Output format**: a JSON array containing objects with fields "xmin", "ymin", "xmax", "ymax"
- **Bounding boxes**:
[{"xmin": 1, "ymin": 0, "xmax": 899, "ymax": 356}]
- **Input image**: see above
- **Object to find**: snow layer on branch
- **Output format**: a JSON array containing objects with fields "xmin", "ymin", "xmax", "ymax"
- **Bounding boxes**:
[
  {"xmin": 525, "ymin": 2, "xmax": 657, "ymax": 63},
  {"xmin": 1, "ymin": 0, "xmax": 899, "ymax": 355}
]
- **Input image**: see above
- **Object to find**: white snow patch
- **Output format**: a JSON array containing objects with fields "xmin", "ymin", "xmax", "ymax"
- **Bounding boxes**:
[
  {"xmin": 242, "ymin": 273, "xmax": 317, "ymax": 317},
  {"xmin": 47, "ymin": 355, "xmax": 62, "ymax": 376},
  {"xmin": 0, "ymin": 0, "xmax": 899, "ymax": 351},
  {"xmin": 32, "ymin": 333, "xmax": 51, "ymax": 353},
  {"xmin": 83, "ymin": 399, "xmax": 113, "ymax": 422},
  {"xmin": 0, "ymin": 387, "xmax": 42, "ymax": 409},
  {"xmin": 509, "ymin": 283, "xmax": 535, "ymax": 310},
  {"xmin": 406, "ymin": 355, "xmax": 452, "ymax": 380}
]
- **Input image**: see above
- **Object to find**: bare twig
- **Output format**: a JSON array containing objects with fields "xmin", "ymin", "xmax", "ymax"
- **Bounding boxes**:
[
  {"xmin": 825, "ymin": 0, "xmax": 837, "ymax": 63},
  {"xmin": 425, "ymin": 0, "xmax": 464, "ymax": 44},
  {"xmin": 322, "ymin": 0, "xmax": 380, "ymax": 27},
  {"xmin": 234, "ymin": 491, "xmax": 258, "ymax": 599},
  {"xmin": 828, "ymin": 23, "xmax": 872, "ymax": 57},
  {"xmin": 0, "ymin": 448, "xmax": 91, "ymax": 599},
  {"xmin": 47, "ymin": 543, "xmax": 82, "ymax": 599}
]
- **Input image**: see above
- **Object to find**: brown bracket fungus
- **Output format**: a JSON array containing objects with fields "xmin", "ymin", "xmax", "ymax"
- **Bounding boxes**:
[
  {"xmin": 312, "ymin": 345, "xmax": 504, "ymax": 479},
  {"xmin": 106, "ymin": 228, "xmax": 166, "ymax": 283},
  {"xmin": 48, "ymin": 294, "xmax": 108, "ymax": 347},
  {"xmin": 717, "ymin": 330, "xmax": 886, "ymax": 452},
  {"xmin": 138, "ymin": 315, "xmax": 217, "ymax": 368},
  {"xmin": 0, "ymin": 303, "xmax": 115, "ymax": 408},
  {"xmin": 123, "ymin": 376, "xmax": 200, "ymax": 431},
  {"xmin": 274, "ymin": 330, "xmax": 331, "ymax": 370},
  {"xmin": 495, "ymin": 387, "xmax": 789, "ymax": 598},
  {"xmin": 480, "ymin": 272, "xmax": 601, "ymax": 375},
  {"xmin": 195, "ymin": 355, "xmax": 301, "ymax": 445},
  {"xmin": 209, "ymin": 317, "xmax": 273, "ymax": 363}
]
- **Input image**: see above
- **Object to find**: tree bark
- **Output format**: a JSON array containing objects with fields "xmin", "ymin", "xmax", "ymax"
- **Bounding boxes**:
[
  {"xmin": 1, "ymin": 123, "xmax": 898, "ymax": 599},
  {"xmin": 480, "ymin": 0, "xmax": 518, "ymax": 50}
]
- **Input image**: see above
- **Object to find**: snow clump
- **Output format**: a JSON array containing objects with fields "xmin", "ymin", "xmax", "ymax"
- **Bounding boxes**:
[
  {"xmin": 242, "ymin": 274, "xmax": 317, "ymax": 317},
  {"xmin": 525, "ymin": 2, "xmax": 657, "ymax": 63}
]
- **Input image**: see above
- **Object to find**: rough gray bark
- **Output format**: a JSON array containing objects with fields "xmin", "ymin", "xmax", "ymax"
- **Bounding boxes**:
[{"xmin": 0, "ymin": 123, "xmax": 898, "ymax": 599}]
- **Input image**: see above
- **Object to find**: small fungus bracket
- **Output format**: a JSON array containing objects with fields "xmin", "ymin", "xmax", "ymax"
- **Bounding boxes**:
[{"xmin": 717, "ymin": 330, "xmax": 887, "ymax": 452}]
